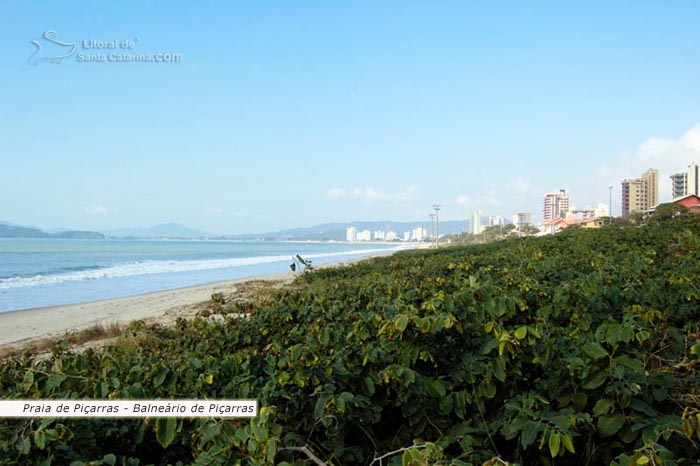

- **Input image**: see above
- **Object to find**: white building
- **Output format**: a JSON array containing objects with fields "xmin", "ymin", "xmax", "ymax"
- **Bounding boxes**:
[
  {"xmin": 357, "ymin": 229, "xmax": 372, "ymax": 241},
  {"xmin": 670, "ymin": 162, "xmax": 699, "ymax": 198},
  {"xmin": 488, "ymin": 215, "xmax": 505, "ymax": 227},
  {"xmin": 594, "ymin": 203, "xmax": 609, "ymax": 218},
  {"xmin": 412, "ymin": 227, "xmax": 427, "ymax": 241},
  {"xmin": 385, "ymin": 231, "xmax": 398, "ymax": 241},
  {"xmin": 373, "ymin": 230, "xmax": 385, "ymax": 240},
  {"xmin": 543, "ymin": 189, "xmax": 570, "ymax": 222},
  {"xmin": 471, "ymin": 210, "xmax": 483, "ymax": 234},
  {"xmin": 512, "ymin": 212, "xmax": 531, "ymax": 232},
  {"xmin": 403, "ymin": 231, "xmax": 411, "ymax": 241},
  {"xmin": 346, "ymin": 226, "xmax": 357, "ymax": 242}
]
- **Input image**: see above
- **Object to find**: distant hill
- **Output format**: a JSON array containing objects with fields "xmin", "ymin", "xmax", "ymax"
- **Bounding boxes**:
[
  {"xmin": 223, "ymin": 220, "xmax": 476, "ymax": 241},
  {"xmin": 0, "ymin": 223, "xmax": 106, "ymax": 239},
  {"xmin": 105, "ymin": 223, "xmax": 211, "ymax": 239}
]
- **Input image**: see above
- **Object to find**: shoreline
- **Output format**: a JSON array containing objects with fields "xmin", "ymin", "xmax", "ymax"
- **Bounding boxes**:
[{"xmin": 0, "ymin": 249, "xmax": 402, "ymax": 351}]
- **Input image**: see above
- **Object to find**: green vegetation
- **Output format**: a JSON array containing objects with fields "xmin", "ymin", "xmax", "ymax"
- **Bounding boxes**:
[{"xmin": 2, "ymin": 216, "xmax": 700, "ymax": 465}]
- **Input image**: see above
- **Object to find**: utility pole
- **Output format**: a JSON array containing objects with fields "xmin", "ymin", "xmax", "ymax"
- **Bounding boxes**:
[
  {"xmin": 433, "ymin": 204, "xmax": 442, "ymax": 248},
  {"xmin": 429, "ymin": 213, "xmax": 436, "ymax": 244},
  {"xmin": 609, "ymin": 185, "xmax": 613, "ymax": 223}
]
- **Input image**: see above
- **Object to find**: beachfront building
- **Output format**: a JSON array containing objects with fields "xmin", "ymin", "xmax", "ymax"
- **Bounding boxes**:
[
  {"xmin": 488, "ymin": 215, "xmax": 505, "ymax": 227},
  {"xmin": 671, "ymin": 172, "xmax": 688, "ymax": 199},
  {"xmin": 346, "ymin": 226, "xmax": 357, "ymax": 242},
  {"xmin": 543, "ymin": 189, "xmax": 570, "ymax": 222},
  {"xmin": 385, "ymin": 231, "xmax": 398, "ymax": 241},
  {"xmin": 568, "ymin": 203, "xmax": 609, "ymax": 222},
  {"xmin": 670, "ymin": 162, "xmax": 699, "ymax": 198},
  {"xmin": 594, "ymin": 203, "xmax": 610, "ymax": 218},
  {"xmin": 622, "ymin": 168, "xmax": 658, "ymax": 216},
  {"xmin": 403, "ymin": 231, "xmax": 411, "ymax": 241},
  {"xmin": 373, "ymin": 230, "xmax": 385, "ymax": 240},
  {"xmin": 512, "ymin": 212, "xmax": 531, "ymax": 232},
  {"xmin": 411, "ymin": 227, "xmax": 427, "ymax": 241},
  {"xmin": 357, "ymin": 229, "xmax": 372, "ymax": 241},
  {"xmin": 471, "ymin": 210, "xmax": 483, "ymax": 234},
  {"xmin": 672, "ymin": 194, "xmax": 700, "ymax": 214}
]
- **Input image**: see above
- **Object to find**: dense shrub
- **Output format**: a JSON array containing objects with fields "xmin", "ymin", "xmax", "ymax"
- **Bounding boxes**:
[{"xmin": 2, "ymin": 216, "xmax": 700, "ymax": 465}]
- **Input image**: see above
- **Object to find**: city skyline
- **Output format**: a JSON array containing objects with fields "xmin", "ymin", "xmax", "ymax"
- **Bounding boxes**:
[{"xmin": 1, "ymin": 2, "xmax": 699, "ymax": 234}]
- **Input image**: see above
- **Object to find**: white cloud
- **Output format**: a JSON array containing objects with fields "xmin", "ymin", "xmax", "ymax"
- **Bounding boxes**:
[
  {"xmin": 84, "ymin": 205, "xmax": 108, "ymax": 215},
  {"xmin": 326, "ymin": 185, "xmax": 418, "ymax": 202},
  {"xmin": 598, "ymin": 123, "xmax": 700, "ymax": 203},
  {"xmin": 455, "ymin": 186, "xmax": 504, "ymax": 209}
]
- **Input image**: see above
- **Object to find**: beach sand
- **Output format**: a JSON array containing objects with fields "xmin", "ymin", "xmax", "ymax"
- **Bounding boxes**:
[
  {"xmin": 0, "ymin": 270, "xmax": 294, "ymax": 351},
  {"xmin": 0, "ymin": 249, "xmax": 405, "ymax": 353}
]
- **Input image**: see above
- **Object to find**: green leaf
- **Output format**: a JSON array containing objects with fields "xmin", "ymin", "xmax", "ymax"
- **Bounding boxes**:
[
  {"xmin": 629, "ymin": 399, "xmax": 656, "ymax": 417},
  {"xmin": 514, "ymin": 326, "xmax": 527, "ymax": 340},
  {"xmin": 597, "ymin": 414, "xmax": 625, "ymax": 438},
  {"xmin": 102, "ymin": 454, "xmax": 117, "ymax": 466},
  {"xmin": 153, "ymin": 366, "xmax": 169, "ymax": 388},
  {"xmin": 521, "ymin": 422, "xmax": 539, "ymax": 449},
  {"xmin": 266, "ymin": 439, "xmax": 277, "ymax": 463},
  {"xmin": 314, "ymin": 395, "xmax": 330, "ymax": 418},
  {"xmin": 155, "ymin": 417, "xmax": 178, "ymax": 448},
  {"xmin": 395, "ymin": 314, "xmax": 409, "ymax": 332},
  {"xmin": 548, "ymin": 431, "xmax": 561, "ymax": 457},
  {"xmin": 18, "ymin": 436, "xmax": 31, "ymax": 455},
  {"xmin": 582, "ymin": 342, "xmax": 608, "ymax": 360},
  {"xmin": 361, "ymin": 376, "xmax": 375, "ymax": 396},
  {"xmin": 592, "ymin": 399, "xmax": 615, "ymax": 416},
  {"xmin": 562, "ymin": 434, "xmax": 575, "ymax": 453},
  {"xmin": 481, "ymin": 338, "xmax": 499, "ymax": 355},
  {"xmin": 438, "ymin": 394, "xmax": 453, "ymax": 415},
  {"xmin": 582, "ymin": 372, "xmax": 607, "ymax": 389},
  {"xmin": 492, "ymin": 357, "xmax": 506, "ymax": 382},
  {"xmin": 34, "ymin": 430, "xmax": 47, "ymax": 450}
]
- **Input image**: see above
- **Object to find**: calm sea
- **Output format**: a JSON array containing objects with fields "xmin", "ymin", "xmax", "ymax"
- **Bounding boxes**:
[{"xmin": 0, "ymin": 238, "xmax": 405, "ymax": 312}]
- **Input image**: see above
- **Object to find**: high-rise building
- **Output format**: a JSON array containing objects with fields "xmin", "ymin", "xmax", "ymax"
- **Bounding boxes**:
[
  {"xmin": 543, "ymin": 189, "xmax": 570, "ymax": 222},
  {"xmin": 346, "ymin": 226, "xmax": 357, "ymax": 242},
  {"xmin": 411, "ymin": 227, "xmax": 427, "ymax": 241},
  {"xmin": 471, "ymin": 210, "xmax": 482, "ymax": 234},
  {"xmin": 357, "ymin": 229, "xmax": 372, "ymax": 241},
  {"xmin": 488, "ymin": 215, "xmax": 505, "ymax": 227},
  {"xmin": 690, "ymin": 162, "xmax": 700, "ymax": 197},
  {"xmin": 671, "ymin": 172, "xmax": 688, "ymax": 199},
  {"xmin": 621, "ymin": 168, "xmax": 658, "ymax": 216},
  {"xmin": 670, "ymin": 162, "xmax": 699, "ymax": 198},
  {"xmin": 373, "ymin": 230, "xmax": 385, "ymax": 240},
  {"xmin": 512, "ymin": 212, "xmax": 531, "ymax": 232}
]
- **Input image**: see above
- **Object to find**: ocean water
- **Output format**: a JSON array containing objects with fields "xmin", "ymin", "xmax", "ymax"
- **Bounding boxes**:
[{"xmin": 0, "ymin": 239, "xmax": 406, "ymax": 312}]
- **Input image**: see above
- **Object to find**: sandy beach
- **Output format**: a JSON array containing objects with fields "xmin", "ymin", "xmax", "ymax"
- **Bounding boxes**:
[
  {"xmin": 0, "ymin": 270, "xmax": 295, "ymax": 351},
  {"xmin": 0, "ymin": 249, "xmax": 407, "ymax": 352}
]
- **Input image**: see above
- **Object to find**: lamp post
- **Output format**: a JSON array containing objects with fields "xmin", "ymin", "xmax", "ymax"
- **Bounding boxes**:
[{"xmin": 433, "ymin": 204, "xmax": 442, "ymax": 248}]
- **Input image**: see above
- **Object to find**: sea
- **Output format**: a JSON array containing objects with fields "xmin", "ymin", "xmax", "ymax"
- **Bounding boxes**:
[{"xmin": 0, "ymin": 238, "xmax": 407, "ymax": 312}]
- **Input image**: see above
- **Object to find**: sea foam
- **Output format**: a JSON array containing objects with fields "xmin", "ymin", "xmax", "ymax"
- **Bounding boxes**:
[{"xmin": 0, "ymin": 247, "xmax": 398, "ymax": 290}]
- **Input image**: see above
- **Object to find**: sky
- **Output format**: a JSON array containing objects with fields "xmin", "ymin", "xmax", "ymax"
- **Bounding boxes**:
[{"xmin": 1, "ymin": 1, "xmax": 699, "ymax": 235}]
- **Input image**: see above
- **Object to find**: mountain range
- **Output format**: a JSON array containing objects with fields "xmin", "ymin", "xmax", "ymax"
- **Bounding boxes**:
[
  {"xmin": 0, "ymin": 222, "xmax": 106, "ymax": 239},
  {"xmin": 223, "ymin": 220, "xmax": 476, "ymax": 241},
  {"xmin": 103, "ymin": 223, "xmax": 211, "ymax": 239},
  {"xmin": 0, "ymin": 218, "xmax": 506, "ymax": 241}
]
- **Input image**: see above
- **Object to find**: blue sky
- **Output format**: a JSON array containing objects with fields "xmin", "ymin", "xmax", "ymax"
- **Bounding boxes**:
[{"xmin": 1, "ymin": 1, "xmax": 699, "ymax": 234}]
